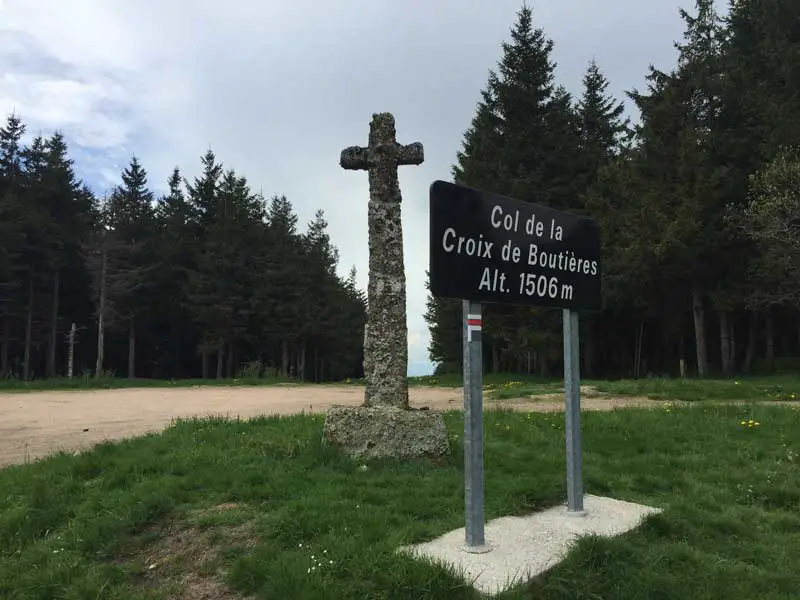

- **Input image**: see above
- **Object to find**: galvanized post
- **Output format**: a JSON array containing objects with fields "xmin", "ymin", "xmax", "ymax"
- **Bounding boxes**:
[
  {"xmin": 463, "ymin": 300, "xmax": 490, "ymax": 551},
  {"xmin": 563, "ymin": 309, "xmax": 586, "ymax": 516}
]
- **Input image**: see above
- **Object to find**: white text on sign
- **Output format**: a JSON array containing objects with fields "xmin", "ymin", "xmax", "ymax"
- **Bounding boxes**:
[
  {"xmin": 440, "ymin": 234, "xmax": 599, "ymax": 277},
  {"xmin": 490, "ymin": 205, "xmax": 563, "ymax": 241},
  {"xmin": 478, "ymin": 268, "xmax": 575, "ymax": 301}
]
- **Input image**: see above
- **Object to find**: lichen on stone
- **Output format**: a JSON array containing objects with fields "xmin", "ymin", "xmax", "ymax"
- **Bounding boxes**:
[
  {"xmin": 322, "ymin": 405, "xmax": 449, "ymax": 460},
  {"xmin": 338, "ymin": 112, "xmax": 424, "ymax": 410}
]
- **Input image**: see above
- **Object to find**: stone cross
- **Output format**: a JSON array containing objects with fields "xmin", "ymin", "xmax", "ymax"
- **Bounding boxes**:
[{"xmin": 340, "ymin": 112, "xmax": 424, "ymax": 409}]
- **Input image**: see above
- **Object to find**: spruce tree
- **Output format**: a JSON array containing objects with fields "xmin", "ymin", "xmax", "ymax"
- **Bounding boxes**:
[
  {"xmin": 188, "ymin": 169, "xmax": 262, "ymax": 378},
  {"xmin": 625, "ymin": 0, "xmax": 726, "ymax": 376},
  {"xmin": 184, "ymin": 149, "xmax": 223, "ymax": 376},
  {"xmin": 0, "ymin": 114, "xmax": 26, "ymax": 377},
  {"xmin": 577, "ymin": 60, "xmax": 629, "ymax": 178},
  {"xmin": 153, "ymin": 168, "xmax": 194, "ymax": 376},
  {"xmin": 256, "ymin": 195, "xmax": 304, "ymax": 377},
  {"xmin": 432, "ymin": 4, "xmax": 581, "ymax": 376},
  {"xmin": 574, "ymin": 61, "xmax": 629, "ymax": 374},
  {"xmin": 186, "ymin": 149, "xmax": 223, "ymax": 229},
  {"xmin": 297, "ymin": 210, "xmax": 340, "ymax": 380},
  {"xmin": 104, "ymin": 156, "xmax": 157, "ymax": 377}
]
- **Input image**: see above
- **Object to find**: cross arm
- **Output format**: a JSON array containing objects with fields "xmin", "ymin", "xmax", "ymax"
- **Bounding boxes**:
[
  {"xmin": 397, "ymin": 142, "xmax": 424, "ymax": 166},
  {"xmin": 340, "ymin": 146, "xmax": 370, "ymax": 170}
]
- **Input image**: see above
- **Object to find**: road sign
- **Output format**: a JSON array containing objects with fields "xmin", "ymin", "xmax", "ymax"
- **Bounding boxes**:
[
  {"xmin": 429, "ymin": 180, "xmax": 602, "ymax": 312},
  {"xmin": 429, "ymin": 180, "xmax": 600, "ymax": 551}
]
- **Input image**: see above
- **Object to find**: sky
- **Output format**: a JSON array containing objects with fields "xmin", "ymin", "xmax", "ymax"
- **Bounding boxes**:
[{"xmin": 0, "ymin": 0, "xmax": 697, "ymax": 376}]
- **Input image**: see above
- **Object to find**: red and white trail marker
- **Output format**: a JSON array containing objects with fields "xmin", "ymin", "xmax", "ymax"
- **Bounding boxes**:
[{"xmin": 467, "ymin": 314, "xmax": 482, "ymax": 343}]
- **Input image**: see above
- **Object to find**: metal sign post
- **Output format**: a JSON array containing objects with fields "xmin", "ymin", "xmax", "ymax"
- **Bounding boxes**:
[
  {"xmin": 462, "ymin": 300, "xmax": 490, "ymax": 551},
  {"xmin": 563, "ymin": 309, "xmax": 586, "ymax": 516},
  {"xmin": 429, "ymin": 180, "xmax": 602, "ymax": 543}
]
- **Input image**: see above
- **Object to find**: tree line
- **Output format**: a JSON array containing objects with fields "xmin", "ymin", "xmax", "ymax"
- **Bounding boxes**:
[
  {"xmin": 0, "ymin": 119, "xmax": 367, "ymax": 381},
  {"xmin": 426, "ymin": 0, "xmax": 800, "ymax": 378}
]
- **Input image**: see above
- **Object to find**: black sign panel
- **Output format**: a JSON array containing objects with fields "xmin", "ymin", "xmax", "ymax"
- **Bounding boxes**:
[{"xmin": 429, "ymin": 180, "xmax": 602, "ymax": 311}]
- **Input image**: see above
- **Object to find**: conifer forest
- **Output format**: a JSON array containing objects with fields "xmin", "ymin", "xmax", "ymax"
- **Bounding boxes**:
[
  {"xmin": 426, "ymin": 0, "xmax": 800, "ymax": 379},
  {"xmin": 2, "ymin": 0, "xmax": 799, "ymax": 382},
  {"xmin": 0, "ymin": 131, "xmax": 367, "ymax": 382}
]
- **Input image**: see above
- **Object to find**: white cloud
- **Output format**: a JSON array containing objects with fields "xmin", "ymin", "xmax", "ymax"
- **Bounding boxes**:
[
  {"xmin": 0, "ymin": 76, "xmax": 130, "ymax": 147},
  {"xmin": 0, "ymin": 0, "xmax": 690, "ymax": 376}
]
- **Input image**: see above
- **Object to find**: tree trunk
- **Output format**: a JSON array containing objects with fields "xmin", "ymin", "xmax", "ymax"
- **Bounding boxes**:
[
  {"xmin": 23, "ymin": 278, "xmax": 34, "ymax": 381},
  {"xmin": 729, "ymin": 320, "xmax": 736, "ymax": 373},
  {"xmin": 47, "ymin": 269, "xmax": 60, "ymax": 378},
  {"xmin": 691, "ymin": 285, "xmax": 708, "ymax": 377},
  {"xmin": 281, "ymin": 340, "xmax": 289, "ymax": 378},
  {"xmin": 633, "ymin": 318, "xmax": 644, "ymax": 378},
  {"xmin": 67, "ymin": 322, "xmax": 76, "ymax": 379},
  {"xmin": 765, "ymin": 310, "xmax": 775, "ymax": 373},
  {"xmin": 298, "ymin": 342, "xmax": 306, "ymax": 381},
  {"xmin": 0, "ymin": 316, "xmax": 9, "ymax": 378},
  {"xmin": 743, "ymin": 311, "xmax": 758, "ymax": 373},
  {"xmin": 492, "ymin": 344, "xmax": 499, "ymax": 374},
  {"xmin": 719, "ymin": 310, "xmax": 732, "ymax": 376},
  {"xmin": 201, "ymin": 349, "xmax": 209, "ymax": 379},
  {"xmin": 95, "ymin": 248, "xmax": 107, "ymax": 378},
  {"xmin": 127, "ymin": 316, "xmax": 136, "ymax": 378},
  {"xmin": 314, "ymin": 346, "xmax": 319, "ymax": 382},
  {"xmin": 171, "ymin": 322, "xmax": 181, "ymax": 379},
  {"xmin": 216, "ymin": 345, "xmax": 224, "ymax": 379},
  {"xmin": 227, "ymin": 341, "xmax": 234, "ymax": 378}
]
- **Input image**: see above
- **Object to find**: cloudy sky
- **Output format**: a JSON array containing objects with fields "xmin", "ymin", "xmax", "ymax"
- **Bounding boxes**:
[{"xmin": 0, "ymin": 0, "xmax": 700, "ymax": 376}]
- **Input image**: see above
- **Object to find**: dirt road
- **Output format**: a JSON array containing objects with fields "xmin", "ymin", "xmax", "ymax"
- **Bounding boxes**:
[{"xmin": 0, "ymin": 384, "xmax": 661, "ymax": 468}]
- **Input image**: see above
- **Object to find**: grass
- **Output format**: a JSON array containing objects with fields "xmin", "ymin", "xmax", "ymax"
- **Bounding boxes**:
[
  {"xmin": 410, "ymin": 374, "xmax": 800, "ymax": 403},
  {"xmin": 1, "ymin": 402, "xmax": 799, "ymax": 599},
  {"xmin": 591, "ymin": 375, "xmax": 800, "ymax": 402},
  {"xmin": 0, "ymin": 375, "xmax": 298, "ymax": 393}
]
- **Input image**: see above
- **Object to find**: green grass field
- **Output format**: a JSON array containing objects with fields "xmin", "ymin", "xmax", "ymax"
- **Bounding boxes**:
[{"xmin": 0, "ymin": 392, "xmax": 798, "ymax": 599}]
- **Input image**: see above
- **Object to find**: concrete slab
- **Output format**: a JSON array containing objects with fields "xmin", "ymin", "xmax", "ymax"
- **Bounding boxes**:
[{"xmin": 399, "ymin": 494, "xmax": 661, "ymax": 596}]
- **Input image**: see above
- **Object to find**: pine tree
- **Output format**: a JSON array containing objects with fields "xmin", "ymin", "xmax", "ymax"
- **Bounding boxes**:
[
  {"xmin": 184, "ymin": 149, "xmax": 223, "ymax": 376},
  {"xmin": 152, "ymin": 168, "xmax": 194, "ymax": 377},
  {"xmin": 186, "ymin": 149, "xmax": 223, "ymax": 228},
  {"xmin": 333, "ymin": 266, "xmax": 367, "ymax": 381},
  {"xmin": 254, "ymin": 195, "xmax": 304, "ymax": 377},
  {"xmin": 0, "ymin": 113, "xmax": 368, "ymax": 382},
  {"xmin": 296, "ymin": 210, "xmax": 340, "ymax": 380},
  {"xmin": 37, "ymin": 133, "xmax": 95, "ymax": 378},
  {"xmin": 453, "ymin": 86, "xmax": 505, "ymax": 190},
  {"xmin": 0, "ymin": 114, "xmax": 27, "ymax": 377},
  {"xmin": 423, "ymin": 272, "xmax": 462, "ymax": 374},
  {"xmin": 577, "ymin": 61, "xmax": 629, "ymax": 178},
  {"xmin": 188, "ymin": 168, "xmax": 264, "ymax": 378},
  {"xmin": 624, "ymin": 0, "xmax": 727, "ymax": 376},
  {"xmin": 431, "ymin": 4, "xmax": 582, "ymax": 376},
  {"xmin": 104, "ymin": 156, "xmax": 157, "ymax": 377}
]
